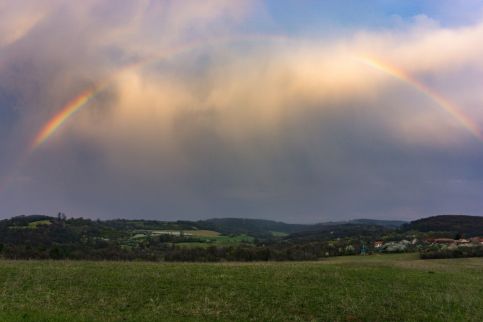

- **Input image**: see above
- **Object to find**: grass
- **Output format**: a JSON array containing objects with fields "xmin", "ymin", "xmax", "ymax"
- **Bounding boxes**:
[
  {"xmin": 151, "ymin": 230, "xmax": 221, "ymax": 237},
  {"xmin": 8, "ymin": 220, "xmax": 52, "ymax": 230},
  {"xmin": 27, "ymin": 220, "xmax": 52, "ymax": 228},
  {"xmin": 183, "ymin": 230, "xmax": 221, "ymax": 237},
  {"xmin": 0, "ymin": 254, "xmax": 481, "ymax": 321},
  {"xmin": 177, "ymin": 234, "xmax": 255, "ymax": 248},
  {"xmin": 270, "ymin": 231, "xmax": 289, "ymax": 237}
]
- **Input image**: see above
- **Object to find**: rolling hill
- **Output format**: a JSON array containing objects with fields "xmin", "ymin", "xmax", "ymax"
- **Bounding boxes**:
[{"xmin": 404, "ymin": 215, "xmax": 483, "ymax": 237}]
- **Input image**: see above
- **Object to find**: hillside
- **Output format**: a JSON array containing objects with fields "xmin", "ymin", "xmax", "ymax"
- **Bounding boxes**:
[
  {"xmin": 184, "ymin": 218, "xmax": 406, "ymax": 237},
  {"xmin": 404, "ymin": 215, "xmax": 483, "ymax": 237},
  {"xmin": 284, "ymin": 223, "xmax": 392, "ymax": 242},
  {"xmin": 0, "ymin": 213, "xmax": 480, "ymax": 261},
  {"xmin": 0, "ymin": 215, "xmax": 404, "ymax": 241},
  {"xmin": 348, "ymin": 219, "xmax": 407, "ymax": 228},
  {"xmin": 186, "ymin": 218, "xmax": 313, "ymax": 236}
]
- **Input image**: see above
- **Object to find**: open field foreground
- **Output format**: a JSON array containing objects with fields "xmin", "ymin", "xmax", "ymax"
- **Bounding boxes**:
[{"xmin": 0, "ymin": 254, "xmax": 482, "ymax": 322}]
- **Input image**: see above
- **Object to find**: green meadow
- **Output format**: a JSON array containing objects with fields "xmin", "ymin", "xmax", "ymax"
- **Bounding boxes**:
[
  {"xmin": 176, "ymin": 234, "xmax": 255, "ymax": 248},
  {"xmin": 0, "ymin": 254, "xmax": 481, "ymax": 322}
]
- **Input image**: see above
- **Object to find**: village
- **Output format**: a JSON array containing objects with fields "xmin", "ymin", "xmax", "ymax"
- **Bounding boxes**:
[{"xmin": 372, "ymin": 236, "xmax": 483, "ymax": 254}]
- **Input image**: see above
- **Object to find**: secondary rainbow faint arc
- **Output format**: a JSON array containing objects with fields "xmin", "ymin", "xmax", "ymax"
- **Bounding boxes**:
[
  {"xmin": 29, "ymin": 34, "xmax": 289, "ymax": 151},
  {"xmin": 357, "ymin": 55, "xmax": 483, "ymax": 141}
]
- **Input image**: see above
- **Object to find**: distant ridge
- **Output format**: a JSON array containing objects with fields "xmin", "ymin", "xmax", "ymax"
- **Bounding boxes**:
[
  {"xmin": 181, "ymin": 217, "xmax": 408, "ymax": 236},
  {"xmin": 4, "ymin": 214, "xmax": 480, "ymax": 237},
  {"xmin": 404, "ymin": 214, "xmax": 483, "ymax": 237},
  {"xmin": 183, "ymin": 218, "xmax": 312, "ymax": 237},
  {"xmin": 1, "ymin": 215, "xmax": 407, "ymax": 237},
  {"xmin": 343, "ymin": 219, "xmax": 407, "ymax": 228}
]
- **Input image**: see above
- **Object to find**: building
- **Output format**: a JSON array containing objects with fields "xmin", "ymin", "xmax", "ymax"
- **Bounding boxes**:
[
  {"xmin": 432, "ymin": 238, "xmax": 456, "ymax": 245},
  {"xmin": 374, "ymin": 241, "xmax": 384, "ymax": 248}
]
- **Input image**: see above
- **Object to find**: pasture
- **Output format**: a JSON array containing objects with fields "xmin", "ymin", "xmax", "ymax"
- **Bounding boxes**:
[
  {"xmin": 176, "ymin": 234, "xmax": 255, "ymax": 248},
  {"xmin": 0, "ymin": 254, "xmax": 481, "ymax": 321}
]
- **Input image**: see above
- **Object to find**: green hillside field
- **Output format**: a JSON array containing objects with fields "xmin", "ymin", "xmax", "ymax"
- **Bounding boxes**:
[{"xmin": 0, "ymin": 254, "xmax": 481, "ymax": 321}]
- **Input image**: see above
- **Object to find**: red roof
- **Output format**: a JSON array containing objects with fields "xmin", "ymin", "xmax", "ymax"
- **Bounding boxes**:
[{"xmin": 432, "ymin": 238, "xmax": 455, "ymax": 244}]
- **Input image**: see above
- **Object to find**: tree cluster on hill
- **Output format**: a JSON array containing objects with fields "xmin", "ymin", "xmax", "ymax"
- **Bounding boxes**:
[
  {"xmin": 285, "ymin": 224, "xmax": 391, "ymax": 242},
  {"xmin": 0, "ymin": 215, "xmax": 377, "ymax": 261},
  {"xmin": 404, "ymin": 215, "xmax": 483, "ymax": 237},
  {"xmin": 0, "ymin": 213, "xmax": 481, "ymax": 261},
  {"xmin": 183, "ymin": 218, "xmax": 312, "ymax": 237},
  {"xmin": 0, "ymin": 215, "xmax": 167, "ymax": 260},
  {"xmin": 164, "ymin": 240, "xmax": 364, "ymax": 262},
  {"xmin": 420, "ymin": 246, "xmax": 483, "ymax": 259}
]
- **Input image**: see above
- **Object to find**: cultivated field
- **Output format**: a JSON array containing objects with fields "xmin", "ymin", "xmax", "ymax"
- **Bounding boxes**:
[{"xmin": 0, "ymin": 254, "xmax": 481, "ymax": 321}]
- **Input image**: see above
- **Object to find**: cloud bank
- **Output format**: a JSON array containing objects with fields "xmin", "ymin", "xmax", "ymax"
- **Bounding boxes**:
[{"xmin": 1, "ymin": 1, "xmax": 483, "ymax": 222}]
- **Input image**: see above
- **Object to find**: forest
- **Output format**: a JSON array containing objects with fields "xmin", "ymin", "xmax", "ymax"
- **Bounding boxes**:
[{"xmin": 0, "ymin": 214, "xmax": 481, "ymax": 261}]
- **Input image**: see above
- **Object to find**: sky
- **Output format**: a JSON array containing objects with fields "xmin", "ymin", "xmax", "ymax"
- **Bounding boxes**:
[{"xmin": 1, "ymin": 1, "xmax": 483, "ymax": 223}]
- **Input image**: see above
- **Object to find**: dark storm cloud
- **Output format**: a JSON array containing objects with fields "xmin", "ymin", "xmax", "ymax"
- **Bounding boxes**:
[{"xmin": 1, "ymin": 1, "xmax": 483, "ymax": 222}]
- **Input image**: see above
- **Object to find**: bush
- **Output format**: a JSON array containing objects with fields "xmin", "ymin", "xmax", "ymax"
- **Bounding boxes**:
[{"xmin": 420, "ymin": 245, "xmax": 483, "ymax": 259}]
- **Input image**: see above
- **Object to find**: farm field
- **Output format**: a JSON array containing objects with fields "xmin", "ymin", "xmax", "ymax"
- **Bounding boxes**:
[
  {"xmin": 176, "ymin": 234, "xmax": 255, "ymax": 248},
  {"xmin": 0, "ymin": 254, "xmax": 482, "ymax": 322}
]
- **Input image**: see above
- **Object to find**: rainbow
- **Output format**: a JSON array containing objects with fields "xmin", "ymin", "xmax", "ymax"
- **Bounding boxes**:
[
  {"xmin": 357, "ymin": 55, "xmax": 482, "ymax": 141},
  {"xmin": 30, "ymin": 83, "xmax": 106, "ymax": 150},
  {"xmin": 30, "ymin": 47, "xmax": 482, "ymax": 152},
  {"xmin": 28, "ymin": 34, "xmax": 289, "ymax": 151}
]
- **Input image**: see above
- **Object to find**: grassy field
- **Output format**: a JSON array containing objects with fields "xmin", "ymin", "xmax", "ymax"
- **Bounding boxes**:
[
  {"xmin": 0, "ymin": 254, "xmax": 481, "ymax": 321},
  {"xmin": 153, "ymin": 230, "xmax": 221, "ymax": 237},
  {"xmin": 176, "ymin": 234, "xmax": 255, "ymax": 248}
]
